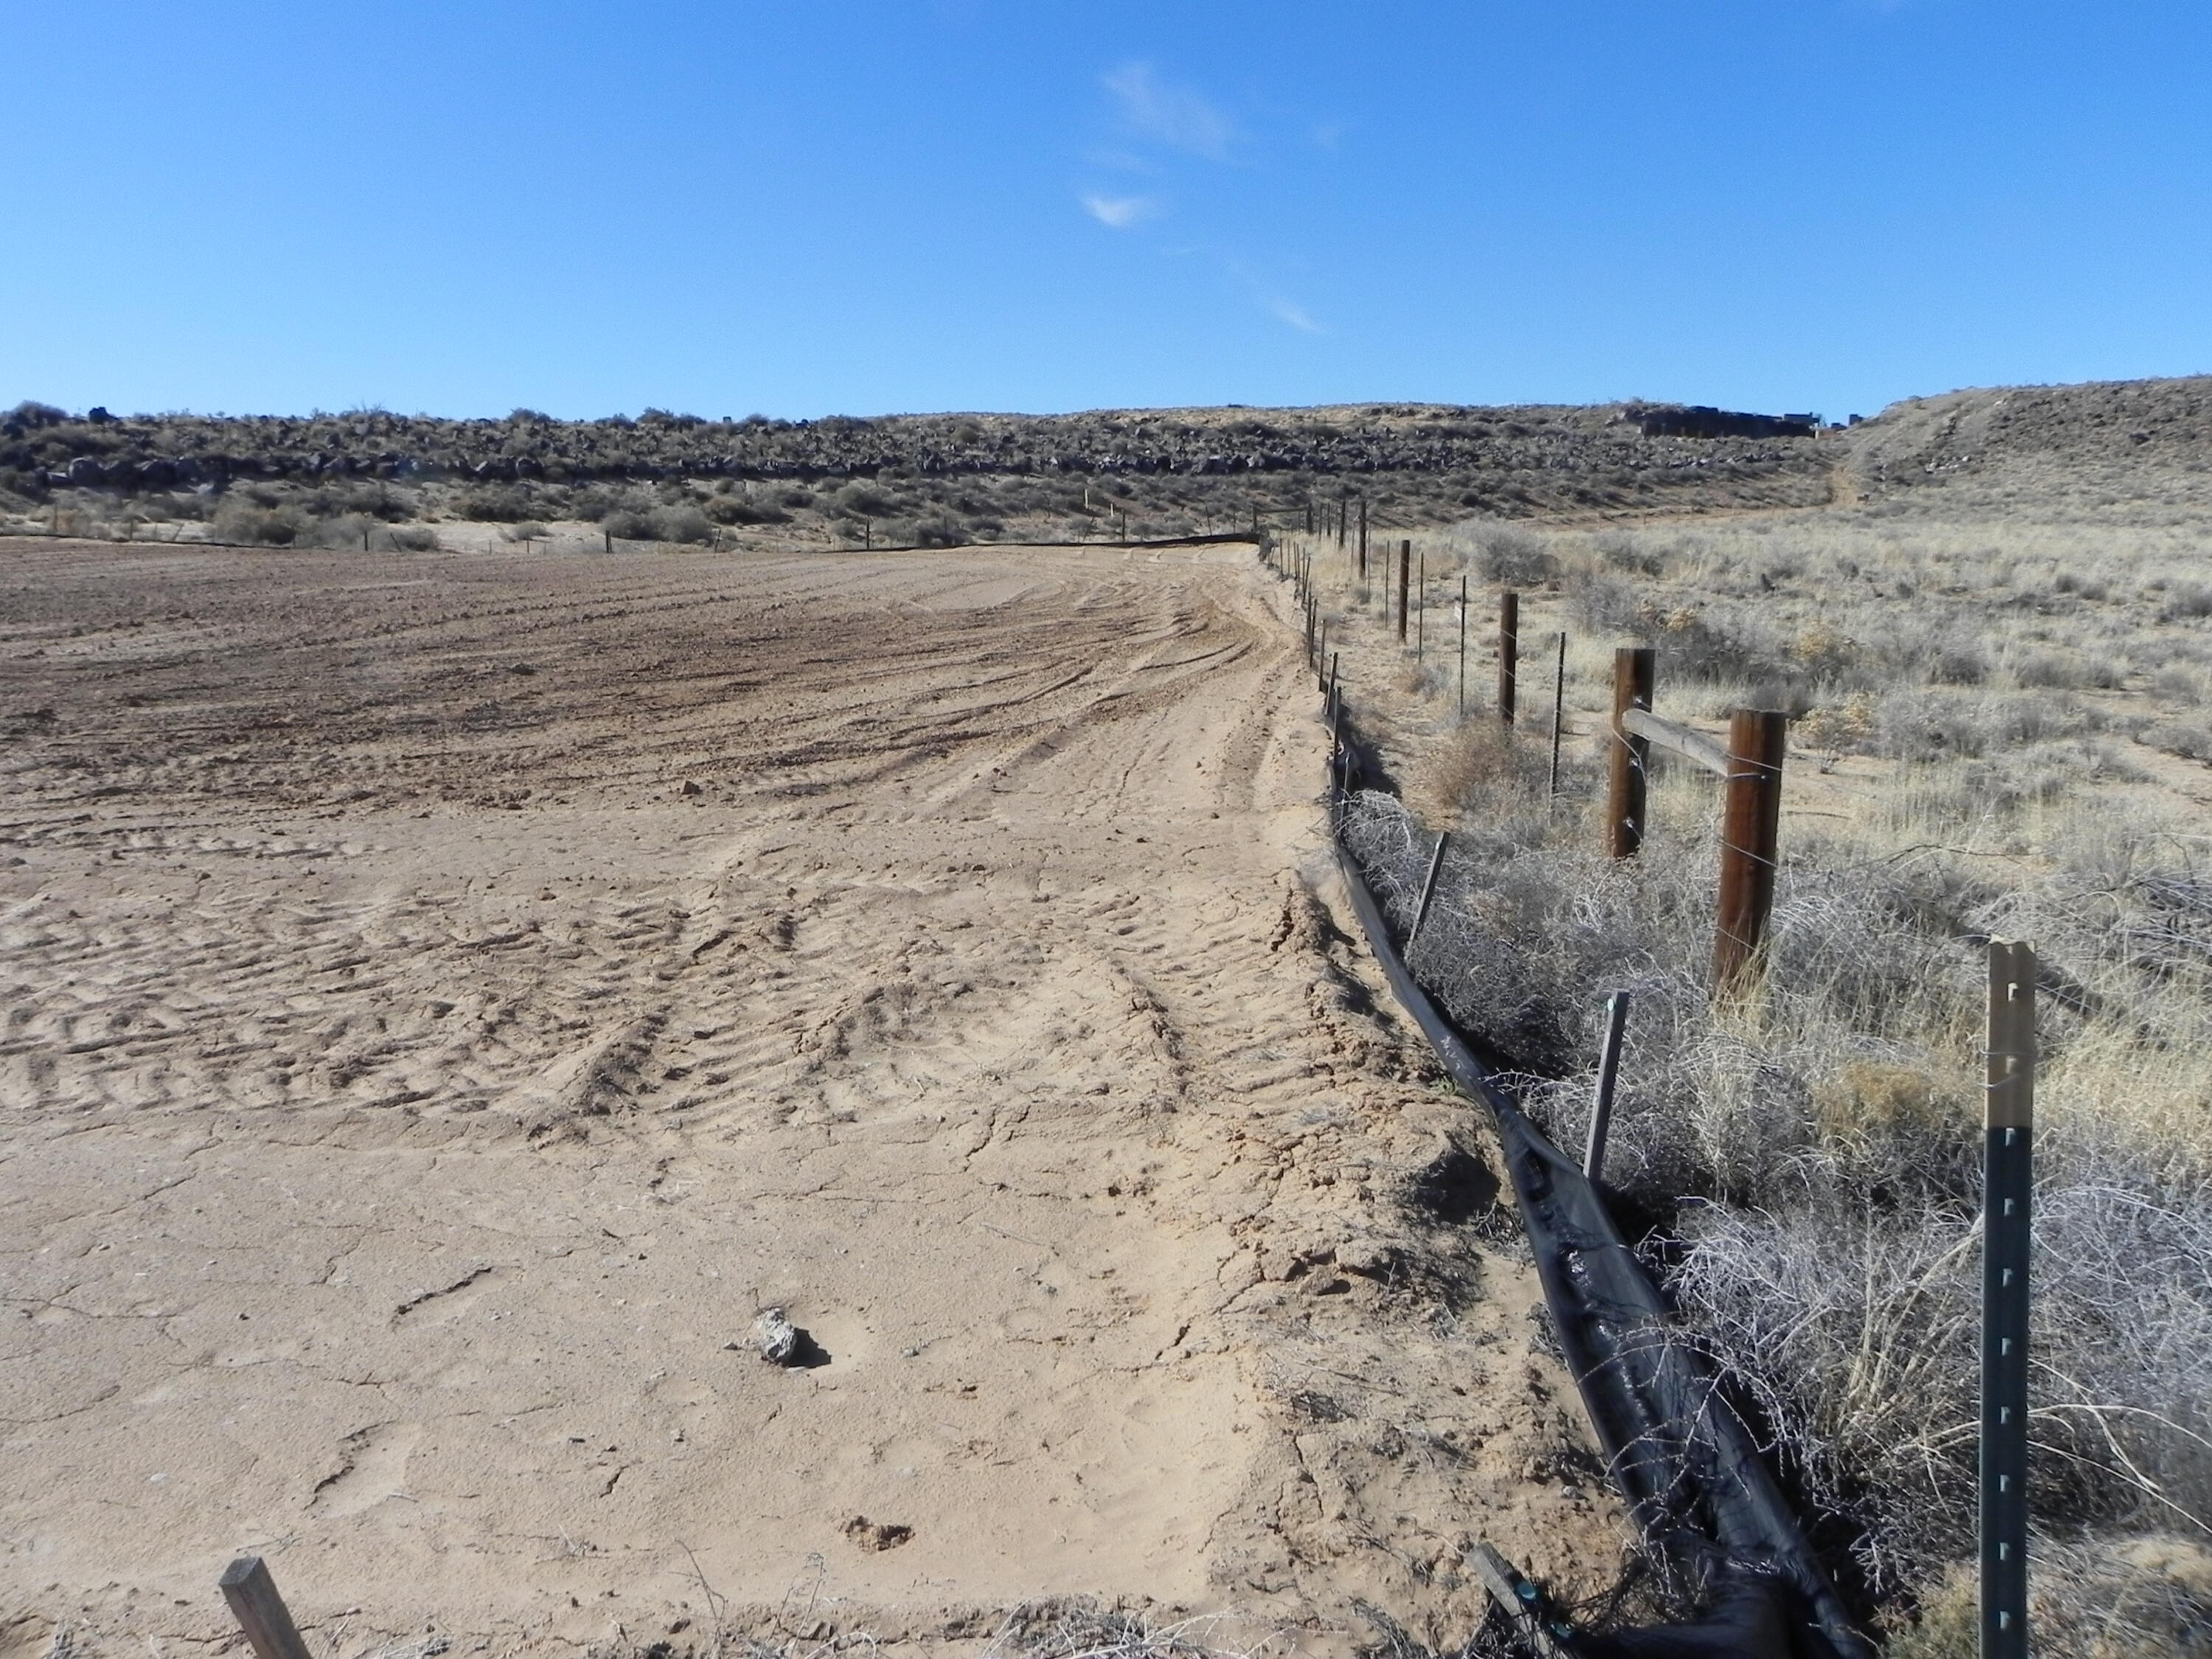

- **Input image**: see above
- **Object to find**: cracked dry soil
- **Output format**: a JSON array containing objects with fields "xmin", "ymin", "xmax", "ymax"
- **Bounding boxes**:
[{"xmin": 0, "ymin": 538, "xmax": 1621, "ymax": 1658}]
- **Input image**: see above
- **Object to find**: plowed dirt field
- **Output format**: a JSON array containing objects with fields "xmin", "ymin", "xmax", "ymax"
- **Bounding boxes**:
[{"xmin": 1, "ymin": 539, "xmax": 1619, "ymax": 1659}]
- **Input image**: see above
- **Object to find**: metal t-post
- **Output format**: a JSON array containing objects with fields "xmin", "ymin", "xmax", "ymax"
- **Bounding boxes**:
[
  {"xmin": 1408, "ymin": 831, "xmax": 1451, "ymax": 947},
  {"xmin": 1982, "ymin": 940, "xmax": 2034, "ymax": 1659},
  {"xmin": 1458, "ymin": 577, "xmax": 1469, "ymax": 717},
  {"xmin": 1582, "ymin": 990, "xmax": 1631, "ymax": 1181},
  {"xmin": 1416, "ymin": 552, "xmax": 1426, "ymax": 661},
  {"xmin": 1548, "ymin": 631, "xmax": 1567, "ymax": 797}
]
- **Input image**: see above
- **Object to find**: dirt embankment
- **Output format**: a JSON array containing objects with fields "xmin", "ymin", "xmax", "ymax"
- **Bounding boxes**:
[
  {"xmin": 1843, "ymin": 375, "xmax": 2212, "ymax": 509},
  {"xmin": 0, "ymin": 540, "xmax": 1623, "ymax": 1659}
]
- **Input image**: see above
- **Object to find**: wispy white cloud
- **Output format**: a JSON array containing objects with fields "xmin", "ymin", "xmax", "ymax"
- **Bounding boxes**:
[
  {"xmin": 1267, "ymin": 296, "xmax": 1321, "ymax": 333},
  {"xmin": 1102, "ymin": 61, "xmax": 1236, "ymax": 162},
  {"xmin": 1082, "ymin": 192, "xmax": 1158, "ymax": 229}
]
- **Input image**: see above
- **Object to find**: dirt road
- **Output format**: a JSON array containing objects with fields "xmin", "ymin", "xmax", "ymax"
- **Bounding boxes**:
[{"xmin": 0, "ymin": 539, "xmax": 1618, "ymax": 1658}]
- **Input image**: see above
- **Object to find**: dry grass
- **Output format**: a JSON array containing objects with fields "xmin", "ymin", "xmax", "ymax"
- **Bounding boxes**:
[{"xmin": 1330, "ymin": 480, "xmax": 2212, "ymax": 1653}]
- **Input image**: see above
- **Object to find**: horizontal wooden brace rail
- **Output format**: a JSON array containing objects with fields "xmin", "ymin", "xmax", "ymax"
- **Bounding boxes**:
[{"xmin": 1620, "ymin": 706, "xmax": 1731, "ymax": 778}]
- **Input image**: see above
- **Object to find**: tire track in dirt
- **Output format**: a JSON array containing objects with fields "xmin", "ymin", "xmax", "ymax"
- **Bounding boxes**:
[{"xmin": 0, "ymin": 538, "xmax": 1623, "ymax": 1659}]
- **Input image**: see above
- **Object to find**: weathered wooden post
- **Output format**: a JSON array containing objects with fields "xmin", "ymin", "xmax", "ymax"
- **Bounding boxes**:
[
  {"xmin": 1549, "ymin": 632, "xmax": 1567, "ymax": 797},
  {"xmin": 1609, "ymin": 647, "xmax": 1655, "ymax": 858},
  {"xmin": 1982, "ymin": 940, "xmax": 2034, "ymax": 1659},
  {"xmin": 1498, "ymin": 591, "xmax": 1520, "ymax": 725},
  {"xmin": 1582, "ymin": 990, "xmax": 1632, "ymax": 1181},
  {"xmin": 1711, "ymin": 709, "xmax": 1789, "ymax": 989},
  {"xmin": 1357, "ymin": 497, "xmax": 1368, "ymax": 577},
  {"xmin": 1397, "ymin": 540, "xmax": 1411, "ymax": 641},
  {"xmin": 220, "ymin": 1558, "xmax": 313, "ymax": 1659}
]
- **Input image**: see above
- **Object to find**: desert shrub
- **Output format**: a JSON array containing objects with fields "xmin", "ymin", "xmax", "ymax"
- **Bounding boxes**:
[
  {"xmin": 1428, "ymin": 723, "xmax": 1553, "ymax": 811},
  {"xmin": 911, "ymin": 509, "xmax": 967, "ymax": 548},
  {"xmin": 456, "ymin": 484, "xmax": 534, "ymax": 522},
  {"xmin": 2141, "ymin": 721, "xmax": 2212, "ymax": 763},
  {"xmin": 705, "ymin": 494, "xmax": 787, "ymax": 526},
  {"xmin": 335, "ymin": 481, "xmax": 413, "ymax": 521},
  {"xmin": 601, "ymin": 508, "xmax": 655, "ymax": 541},
  {"xmin": 2014, "ymin": 647, "xmax": 2096, "ymax": 690},
  {"xmin": 212, "ymin": 498, "xmax": 310, "ymax": 546},
  {"xmin": 833, "ymin": 481, "xmax": 896, "ymax": 519},
  {"xmin": 500, "ymin": 521, "xmax": 549, "ymax": 542},
  {"xmin": 1475, "ymin": 526, "xmax": 1559, "ymax": 587},
  {"xmin": 317, "ymin": 512, "xmax": 375, "ymax": 549},
  {"xmin": 388, "ymin": 526, "xmax": 439, "ymax": 551},
  {"xmin": 1796, "ymin": 693, "xmax": 1878, "ymax": 755},
  {"xmin": 653, "ymin": 504, "xmax": 712, "ymax": 545},
  {"xmin": 2148, "ymin": 665, "xmax": 2205, "ymax": 705},
  {"xmin": 1885, "ymin": 1534, "xmax": 2212, "ymax": 1659},
  {"xmin": 2161, "ymin": 582, "xmax": 2212, "ymax": 622},
  {"xmin": 1595, "ymin": 529, "xmax": 1666, "ymax": 576},
  {"xmin": 1640, "ymin": 604, "xmax": 1778, "ymax": 685},
  {"xmin": 1567, "ymin": 571, "xmax": 1641, "ymax": 633},
  {"xmin": 1928, "ymin": 641, "xmax": 1989, "ymax": 685},
  {"xmin": 1790, "ymin": 623, "xmax": 1860, "ymax": 681},
  {"xmin": 1879, "ymin": 689, "xmax": 2101, "ymax": 762}
]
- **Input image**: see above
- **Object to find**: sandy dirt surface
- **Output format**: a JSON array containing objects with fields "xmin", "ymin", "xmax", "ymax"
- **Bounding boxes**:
[{"xmin": 0, "ymin": 539, "xmax": 1622, "ymax": 1659}]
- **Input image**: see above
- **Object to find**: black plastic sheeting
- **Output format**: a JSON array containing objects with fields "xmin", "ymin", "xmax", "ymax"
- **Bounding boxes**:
[{"xmin": 1331, "ymin": 840, "xmax": 1874, "ymax": 1659}]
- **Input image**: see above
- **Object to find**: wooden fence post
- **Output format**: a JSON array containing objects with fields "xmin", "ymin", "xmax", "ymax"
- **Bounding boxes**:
[
  {"xmin": 1609, "ymin": 647, "xmax": 1655, "ymax": 858},
  {"xmin": 219, "ymin": 1558, "xmax": 313, "ymax": 1659},
  {"xmin": 1498, "ymin": 591, "xmax": 1520, "ymax": 724},
  {"xmin": 1711, "ymin": 709, "xmax": 1788, "ymax": 990},
  {"xmin": 1357, "ymin": 497, "xmax": 1368, "ymax": 578},
  {"xmin": 1397, "ymin": 540, "xmax": 1411, "ymax": 641},
  {"xmin": 1982, "ymin": 940, "xmax": 2035, "ymax": 1659}
]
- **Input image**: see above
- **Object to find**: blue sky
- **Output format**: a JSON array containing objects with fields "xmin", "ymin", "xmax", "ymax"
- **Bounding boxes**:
[{"xmin": 6, "ymin": 1, "xmax": 2209, "ymax": 421}]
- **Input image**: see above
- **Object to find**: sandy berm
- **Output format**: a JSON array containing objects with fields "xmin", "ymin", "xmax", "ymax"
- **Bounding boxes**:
[{"xmin": 0, "ymin": 538, "xmax": 1620, "ymax": 1658}]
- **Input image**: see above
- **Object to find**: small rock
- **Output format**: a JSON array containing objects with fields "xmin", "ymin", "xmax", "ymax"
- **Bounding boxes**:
[
  {"xmin": 842, "ymin": 1514, "xmax": 914, "ymax": 1552},
  {"xmin": 753, "ymin": 1307, "xmax": 800, "ymax": 1364},
  {"xmin": 679, "ymin": 779, "xmax": 703, "ymax": 797}
]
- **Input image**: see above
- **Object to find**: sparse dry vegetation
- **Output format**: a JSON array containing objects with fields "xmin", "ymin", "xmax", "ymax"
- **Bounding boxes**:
[
  {"xmin": 0, "ymin": 396, "xmax": 1841, "ymax": 554},
  {"xmin": 10, "ymin": 375, "xmax": 2211, "ymax": 1653},
  {"xmin": 1322, "ymin": 386, "xmax": 2212, "ymax": 1654}
]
